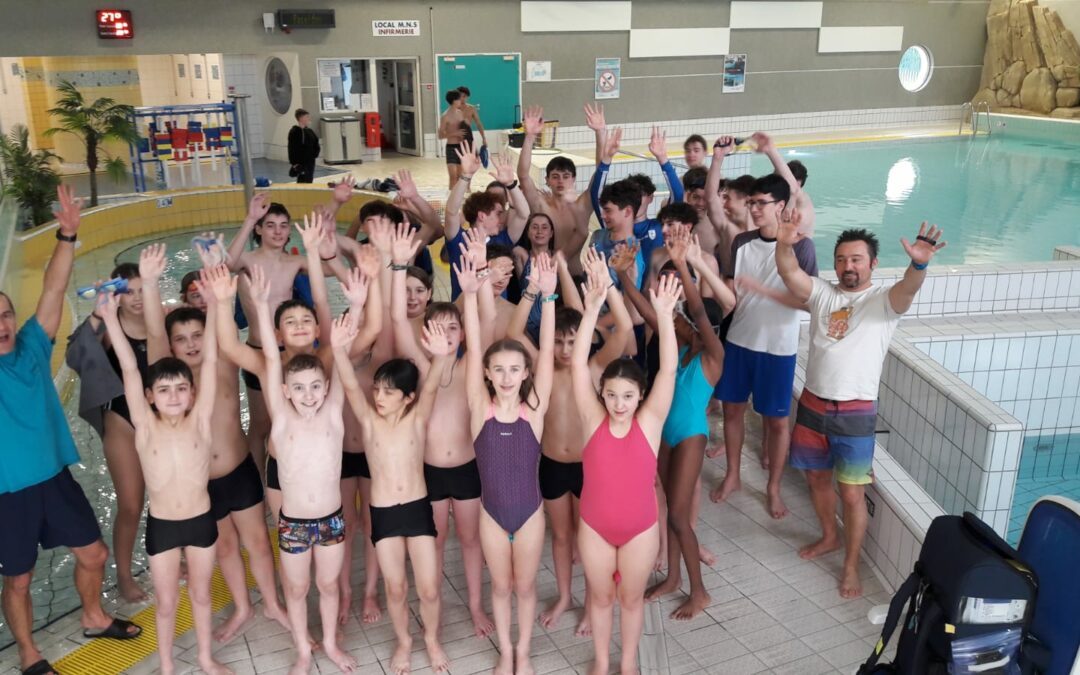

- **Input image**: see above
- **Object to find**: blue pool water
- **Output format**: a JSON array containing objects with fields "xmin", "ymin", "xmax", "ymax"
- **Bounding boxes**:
[
  {"xmin": 743, "ymin": 134, "xmax": 1080, "ymax": 268},
  {"xmin": 1009, "ymin": 432, "xmax": 1080, "ymax": 544}
]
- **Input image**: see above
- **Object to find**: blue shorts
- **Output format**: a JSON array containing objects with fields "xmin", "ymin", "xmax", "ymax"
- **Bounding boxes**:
[{"xmin": 714, "ymin": 342, "xmax": 797, "ymax": 417}]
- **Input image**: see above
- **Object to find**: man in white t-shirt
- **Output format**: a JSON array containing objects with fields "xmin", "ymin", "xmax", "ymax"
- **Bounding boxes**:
[
  {"xmin": 775, "ymin": 217, "xmax": 946, "ymax": 599},
  {"xmin": 711, "ymin": 174, "xmax": 818, "ymax": 520}
]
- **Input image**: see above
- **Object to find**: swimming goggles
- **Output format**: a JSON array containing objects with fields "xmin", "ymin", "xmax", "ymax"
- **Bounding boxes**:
[
  {"xmin": 76, "ymin": 277, "xmax": 129, "ymax": 300},
  {"xmin": 191, "ymin": 235, "xmax": 228, "ymax": 266}
]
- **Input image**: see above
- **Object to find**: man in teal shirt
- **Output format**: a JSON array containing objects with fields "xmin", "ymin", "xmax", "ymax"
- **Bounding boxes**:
[{"xmin": 0, "ymin": 186, "xmax": 141, "ymax": 675}]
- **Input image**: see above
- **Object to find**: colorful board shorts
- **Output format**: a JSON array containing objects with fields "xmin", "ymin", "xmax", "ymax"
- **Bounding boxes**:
[
  {"xmin": 789, "ymin": 389, "xmax": 877, "ymax": 485},
  {"xmin": 277, "ymin": 508, "xmax": 346, "ymax": 554}
]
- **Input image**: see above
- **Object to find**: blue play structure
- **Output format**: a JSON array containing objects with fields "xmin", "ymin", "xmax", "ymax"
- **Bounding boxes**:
[{"xmin": 127, "ymin": 103, "xmax": 242, "ymax": 192}]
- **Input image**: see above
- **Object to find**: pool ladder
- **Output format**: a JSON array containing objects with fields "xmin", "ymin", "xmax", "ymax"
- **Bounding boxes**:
[{"xmin": 959, "ymin": 101, "xmax": 992, "ymax": 135}]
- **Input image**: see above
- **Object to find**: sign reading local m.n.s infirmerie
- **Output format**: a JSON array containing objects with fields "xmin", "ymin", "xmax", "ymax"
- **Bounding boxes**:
[{"xmin": 372, "ymin": 20, "xmax": 420, "ymax": 36}]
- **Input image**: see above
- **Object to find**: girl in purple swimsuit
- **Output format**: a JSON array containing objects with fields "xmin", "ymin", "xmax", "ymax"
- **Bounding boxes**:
[{"xmin": 459, "ymin": 246, "xmax": 556, "ymax": 675}]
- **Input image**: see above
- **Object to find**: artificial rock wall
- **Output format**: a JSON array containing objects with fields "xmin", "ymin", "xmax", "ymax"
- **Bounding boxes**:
[{"xmin": 974, "ymin": 0, "xmax": 1080, "ymax": 118}]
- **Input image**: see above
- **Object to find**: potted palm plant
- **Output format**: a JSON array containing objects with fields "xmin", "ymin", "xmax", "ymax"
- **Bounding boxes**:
[
  {"xmin": 0, "ymin": 124, "xmax": 61, "ymax": 228},
  {"xmin": 44, "ymin": 79, "xmax": 138, "ymax": 206}
]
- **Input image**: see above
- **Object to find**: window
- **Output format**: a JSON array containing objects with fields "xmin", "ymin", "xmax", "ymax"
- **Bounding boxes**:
[
  {"xmin": 316, "ymin": 58, "xmax": 371, "ymax": 112},
  {"xmin": 899, "ymin": 45, "xmax": 933, "ymax": 93}
]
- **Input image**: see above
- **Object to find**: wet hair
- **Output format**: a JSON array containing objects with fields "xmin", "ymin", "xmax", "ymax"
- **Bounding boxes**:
[
  {"xmin": 147, "ymin": 356, "xmax": 194, "ymax": 389},
  {"xmin": 684, "ymin": 134, "xmax": 708, "ymax": 152},
  {"xmin": 545, "ymin": 156, "xmax": 577, "ymax": 179},
  {"xmin": 283, "ymin": 353, "xmax": 326, "ymax": 379},
  {"xmin": 726, "ymin": 174, "xmax": 757, "ymax": 197},
  {"xmin": 682, "ymin": 167, "xmax": 707, "ymax": 191},
  {"xmin": 486, "ymin": 243, "xmax": 514, "ymax": 264},
  {"xmin": 445, "ymin": 89, "xmax": 462, "ymax": 105},
  {"xmin": 110, "ymin": 262, "xmax": 140, "ymax": 280},
  {"xmin": 180, "ymin": 270, "xmax": 201, "ymax": 298},
  {"xmin": 518, "ymin": 213, "xmax": 555, "ymax": 253},
  {"xmin": 456, "ymin": 86, "xmax": 471, "ymax": 97},
  {"xmin": 751, "ymin": 173, "xmax": 791, "ymax": 204},
  {"xmin": 165, "ymin": 306, "xmax": 206, "ymax": 339},
  {"xmin": 599, "ymin": 180, "xmax": 642, "ymax": 216},
  {"xmin": 274, "ymin": 299, "xmax": 316, "ymax": 329},
  {"xmin": 599, "ymin": 357, "xmax": 647, "ymax": 396},
  {"xmin": 254, "ymin": 202, "xmax": 290, "ymax": 246},
  {"xmin": 373, "ymin": 358, "xmax": 421, "ymax": 412},
  {"xmin": 657, "ymin": 202, "xmax": 699, "ymax": 229},
  {"xmin": 295, "ymin": 108, "xmax": 310, "ymax": 120},
  {"xmin": 835, "ymin": 228, "xmax": 880, "ymax": 260},
  {"xmin": 660, "ymin": 259, "xmax": 696, "ymax": 283},
  {"xmin": 424, "ymin": 301, "xmax": 461, "ymax": 326},
  {"xmin": 406, "ymin": 266, "xmax": 433, "ymax": 292},
  {"xmin": 463, "ymin": 191, "xmax": 502, "ymax": 225},
  {"xmin": 482, "ymin": 339, "xmax": 537, "ymax": 408},
  {"xmin": 359, "ymin": 200, "xmax": 405, "ymax": 225},
  {"xmin": 555, "ymin": 307, "xmax": 583, "ymax": 336},
  {"xmin": 788, "ymin": 160, "xmax": 807, "ymax": 187},
  {"xmin": 625, "ymin": 173, "xmax": 656, "ymax": 197}
]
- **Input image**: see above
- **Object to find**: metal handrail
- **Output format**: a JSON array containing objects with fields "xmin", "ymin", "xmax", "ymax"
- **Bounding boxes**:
[
  {"xmin": 959, "ymin": 102, "xmax": 973, "ymax": 135},
  {"xmin": 960, "ymin": 101, "xmax": 993, "ymax": 135},
  {"xmin": 975, "ymin": 101, "xmax": 992, "ymax": 135}
]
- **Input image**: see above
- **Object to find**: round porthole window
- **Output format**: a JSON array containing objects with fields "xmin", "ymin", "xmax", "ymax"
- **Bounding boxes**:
[{"xmin": 899, "ymin": 45, "xmax": 933, "ymax": 92}]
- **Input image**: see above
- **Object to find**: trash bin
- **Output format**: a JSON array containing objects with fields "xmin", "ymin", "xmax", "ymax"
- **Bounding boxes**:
[{"xmin": 321, "ymin": 115, "xmax": 363, "ymax": 164}]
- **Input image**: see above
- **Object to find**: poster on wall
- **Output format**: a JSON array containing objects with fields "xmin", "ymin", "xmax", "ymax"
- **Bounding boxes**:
[
  {"xmin": 722, "ymin": 54, "xmax": 746, "ymax": 93},
  {"xmin": 594, "ymin": 58, "xmax": 621, "ymax": 100},
  {"xmin": 527, "ymin": 61, "xmax": 551, "ymax": 82}
]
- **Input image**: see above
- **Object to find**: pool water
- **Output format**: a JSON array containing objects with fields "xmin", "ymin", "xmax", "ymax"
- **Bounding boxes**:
[
  {"xmin": 1008, "ymin": 432, "xmax": 1080, "ymax": 544},
  {"xmin": 742, "ymin": 135, "xmax": 1080, "ymax": 268}
]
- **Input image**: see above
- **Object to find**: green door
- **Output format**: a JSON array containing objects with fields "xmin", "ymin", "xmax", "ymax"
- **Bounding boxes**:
[{"xmin": 437, "ymin": 54, "xmax": 521, "ymax": 130}]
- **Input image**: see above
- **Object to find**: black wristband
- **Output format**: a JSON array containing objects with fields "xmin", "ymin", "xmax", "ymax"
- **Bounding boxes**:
[
  {"xmin": 55, "ymin": 231, "xmax": 77, "ymax": 243},
  {"xmin": 502, "ymin": 180, "xmax": 519, "ymax": 191},
  {"xmin": 320, "ymin": 254, "xmax": 338, "ymax": 262},
  {"xmin": 390, "ymin": 262, "xmax": 409, "ymax": 271}
]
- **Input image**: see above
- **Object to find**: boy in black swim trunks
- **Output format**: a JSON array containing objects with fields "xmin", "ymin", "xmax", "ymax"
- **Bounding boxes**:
[
  {"xmin": 99, "ymin": 279, "xmax": 230, "ymax": 675},
  {"xmin": 439, "ymin": 89, "xmax": 469, "ymax": 189},
  {"xmin": 332, "ymin": 309, "xmax": 455, "ymax": 675}
]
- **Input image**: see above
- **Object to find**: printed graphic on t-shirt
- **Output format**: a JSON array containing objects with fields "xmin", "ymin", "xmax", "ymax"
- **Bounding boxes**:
[{"xmin": 827, "ymin": 306, "xmax": 852, "ymax": 340}]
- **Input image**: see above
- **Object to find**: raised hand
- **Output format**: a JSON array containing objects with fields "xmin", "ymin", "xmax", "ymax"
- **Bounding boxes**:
[
  {"xmin": 99, "ymin": 290, "xmax": 121, "ymax": 320},
  {"xmin": 650, "ymin": 271, "xmax": 682, "ymax": 317},
  {"xmin": 247, "ymin": 192, "xmax": 271, "ymax": 221},
  {"xmin": 583, "ymin": 246, "xmax": 608, "ymax": 281},
  {"xmin": 584, "ymin": 103, "xmax": 606, "ymax": 132},
  {"xmin": 55, "ymin": 184, "xmax": 83, "ymax": 236},
  {"xmin": 600, "ymin": 127, "xmax": 623, "ymax": 164},
  {"xmin": 368, "ymin": 216, "xmax": 393, "ymax": 255},
  {"xmin": 750, "ymin": 131, "xmax": 773, "ymax": 154},
  {"xmin": 390, "ymin": 222, "xmax": 421, "ymax": 265},
  {"xmin": 139, "ymin": 243, "xmax": 167, "ymax": 281},
  {"xmin": 248, "ymin": 264, "xmax": 270, "ymax": 305},
  {"xmin": 777, "ymin": 209, "xmax": 805, "ymax": 247},
  {"xmin": 488, "ymin": 152, "xmax": 515, "ymax": 185},
  {"xmin": 522, "ymin": 105, "xmax": 544, "ymax": 136},
  {"xmin": 196, "ymin": 265, "xmax": 228, "ymax": 304},
  {"xmin": 193, "ymin": 231, "xmax": 227, "ymax": 268},
  {"xmin": 609, "ymin": 241, "xmax": 640, "ymax": 275},
  {"xmin": 420, "ymin": 321, "xmax": 453, "ymax": 357},
  {"xmin": 341, "ymin": 266, "xmax": 371, "ymax": 307},
  {"xmin": 534, "ymin": 252, "xmax": 558, "ymax": 295},
  {"xmin": 453, "ymin": 254, "xmax": 484, "ymax": 294},
  {"xmin": 332, "ymin": 175, "xmax": 357, "ymax": 204},
  {"xmin": 297, "ymin": 212, "xmax": 325, "ymax": 251},
  {"xmin": 649, "ymin": 126, "xmax": 669, "ymax": 165},
  {"xmin": 580, "ymin": 271, "xmax": 608, "ymax": 313},
  {"xmin": 330, "ymin": 312, "xmax": 358, "ymax": 349},
  {"xmin": 204, "ymin": 263, "xmax": 237, "ymax": 301},
  {"xmin": 355, "ymin": 243, "xmax": 382, "ymax": 279},
  {"xmin": 456, "ymin": 140, "xmax": 481, "ymax": 176},
  {"xmin": 686, "ymin": 232, "xmax": 704, "ymax": 267},
  {"xmin": 666, "ymin": 224, "xmax": 690, "ymax": 263},
  {"xmin": 461, "ymin": 226, "xmax": 487, "ymax": 266},
  {"xmin": 901, "ymin": 222, "xmax": 947, "ymax": 266},
  {"xmin": 394, "ymin": 170, "xmax": 419, "ymax": 200},
  {"xmin": 714, "ymin": 135, "xmax": 735, "ymax": 158}
]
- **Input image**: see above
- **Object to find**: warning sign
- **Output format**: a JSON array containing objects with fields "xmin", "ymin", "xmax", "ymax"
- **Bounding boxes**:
[
  {"xmin": 372, "ymin": 20, "xmax": 420, "ymax": 37},
  {"xmin": 594, "ymin": 57, "xmax": 621, "ymax": 100}
]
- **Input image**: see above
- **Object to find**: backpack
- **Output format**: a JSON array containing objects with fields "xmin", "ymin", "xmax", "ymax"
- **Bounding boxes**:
[{"xmin": 857, "ymin": 513, "xmax": 1040, "ymax": 675}]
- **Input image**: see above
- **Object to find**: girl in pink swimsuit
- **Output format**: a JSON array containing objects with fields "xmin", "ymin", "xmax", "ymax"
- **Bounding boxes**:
[
  {"xmin": 573, "ymin": 269, "xmax": 682, "ymax": 675},
  {"xmin": 460, "ymin": 248, "xmax": 557, "ymax": 675}
]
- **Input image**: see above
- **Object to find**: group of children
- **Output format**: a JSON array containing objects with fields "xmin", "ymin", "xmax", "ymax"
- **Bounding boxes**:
[{"xmin": 64, "ymin": 102, "xmax": 924, "ymax": 675}]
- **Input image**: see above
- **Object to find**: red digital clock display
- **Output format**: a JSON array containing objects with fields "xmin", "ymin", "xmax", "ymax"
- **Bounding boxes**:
[{"xmin": 97, "ymin": 9, "xmax": 133, "ymax": 39}]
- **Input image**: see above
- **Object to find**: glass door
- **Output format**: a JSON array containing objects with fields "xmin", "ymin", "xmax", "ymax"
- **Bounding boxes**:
[{"xmin": 394, "ymin": 60, "xmax": 420, "ymax": 156}]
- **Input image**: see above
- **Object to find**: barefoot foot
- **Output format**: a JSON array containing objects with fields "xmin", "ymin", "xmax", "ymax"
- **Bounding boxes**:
[
  {"xmin": 698, "ymin": 544, "xmax": 717, "ymax": 567},
  {"xmin": 390, "ymin": 640, "xmax": 412, "ymax": 675},
  {"xmin": 670, "ymin": 591, "xmax": 711, "ymax": 621},
  {"xmin": 470, "ymin": 604, "xmax": 495, "ymax": 637},
  {"xmin": 538, "ymin": 597, "xmax": 570, "ymax": 630},
  {"xmin": 709, "ymin": 475, "xmax": 741, "ymax": 503},
  {"xmin": 493, "ymin": 648, "xmax": 513, "ymax": 675},
  {"xmin": 213, "ymin": 604, "xmax": 256, "ymax": 643},
  {"xmin": 325, "ymin": 643, "xmax": 358, "ymax": 673},
  {"xmin": 574, "ymin": 610, "xmax": 592, "ymax": 638},
  {"xmin": 425, "ymin": 639, "xmax": 450, "ymax": 673},
  {"xmin": 515, "ymin": 645, "xmax": 535, "ymax": 675},
  {"xmin": 645, "ymin": 575, "xmax": 681, "ymax": 602},
  {"xmin": 799, "ymin": 536, "xmax": 841, "ymax": 560},
  {"xmin": 839, "ymin": 567, "xmax": 863, "ymax": 599},
  {"xmin": 118, "ymin": 576, "xmax": 148, "ymax": 604},
  {"xmin": 361, "ymin": 593, "xmax": 383, "ymax": 624},
  {"xmin": 198, "ymin": 656, "xmax": 235, "ymax": 675},
  {"xmin": 766, "ymin": 491, "xmax": 789, "ymax": 520},
  {"xmin": 705, "ymin": 442, "xmax": 725, "ymax": 459},
  {"xmin": 288, "ymin": 651, "xmax": 312, "ymax": 675}
]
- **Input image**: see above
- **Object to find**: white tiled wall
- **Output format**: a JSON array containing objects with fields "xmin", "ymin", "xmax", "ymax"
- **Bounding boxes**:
[{"xmin": 221, "ymin": 55, "xmax": 266, "ymax": 159}]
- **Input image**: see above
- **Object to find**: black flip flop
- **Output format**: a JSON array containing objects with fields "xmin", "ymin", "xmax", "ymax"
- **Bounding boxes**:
[
  {"xmin": 22, "ymin": 659, "xmax": 57, "ymax": 675},
  {"xmin": 82, "ymin": 618, "xmax": 142, "ymax": 640}
]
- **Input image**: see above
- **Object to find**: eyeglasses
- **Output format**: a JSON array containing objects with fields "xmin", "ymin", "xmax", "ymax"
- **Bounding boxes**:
[{"xmin": 746, "ymin": 199, "xmax": 779, "ymax": 209}]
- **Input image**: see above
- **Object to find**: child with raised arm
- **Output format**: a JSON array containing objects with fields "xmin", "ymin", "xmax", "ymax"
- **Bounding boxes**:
[
  {"xmin": 98, "ymin": 277, "xmax": 229, "ymax": 675},
  {"xmin": 140, "ymin": 244, "xmax": 289, "ymax": 643},
  {"xmin": 332, "ymin": 313, "xmax": 454, "ymax": 675},
  {"xmin": 389, "ymin": 224, "xmax": 496, "ymax": 639},
  {"xmin": 251, "ymin": 264, "xmax": 358, "ymax": 675},
  {"xmin": 573, "ymin": 271, "xmax": 681, "ymax": 675},
  {"xmin": 461, "ymin": 252, "xmax": 556, "ymax": 675}
]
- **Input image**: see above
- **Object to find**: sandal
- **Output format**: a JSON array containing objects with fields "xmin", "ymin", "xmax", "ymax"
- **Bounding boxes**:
[
  {"xmin": 82, "ymin": 618, "xmax": 142, "ymax": 640},
  {"xmin": 22, "ymin": 659, "xmax": 57, "ymax": 675}
]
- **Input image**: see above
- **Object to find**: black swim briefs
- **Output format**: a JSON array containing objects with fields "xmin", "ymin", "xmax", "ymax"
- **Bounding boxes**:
[
  {"xmin": 265, "ymin": 455, "xmax": 280, "ymax": 490},
  {"xmin": 145, "ymin": 510, "xmax": 218, "ymax": 556},
  {"xmin": 369, "ymin": 498, "xmax": 437, "ymax": 545},
  {"xmin": 539, "ymin": 455, "xmax": 584, "ymax": 501},
  {"xmin": 208, "ymin": 453, "xmax": 264, "ymax": 520},
  {"xmin": 341, "ymin": 451, "xmax": 371, "ymax": 479},
  {"xmin": 424, "ymin": 460, "xmax": 482, "ymax": 502}
]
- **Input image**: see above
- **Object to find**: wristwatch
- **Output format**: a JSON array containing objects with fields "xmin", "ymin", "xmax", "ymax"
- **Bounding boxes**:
[{"xmin": 55, "ymin": 231, "xmax": 77, "ymax": 243}]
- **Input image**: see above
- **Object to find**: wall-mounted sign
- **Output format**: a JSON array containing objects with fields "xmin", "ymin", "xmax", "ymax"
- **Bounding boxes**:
[
  {"xmin": 372, "ymin": 20, "xmax": 420, "ymax": 36},
  {"xmin": 276, "ymin": 9, "xmax": 335, "ymax": 30},
  {"xmin": 526, "ymin": 61, "xmax": 551, "ymax": 82},
  {"xmin": 722, "ymin": 54, "xmax": 746, "ymax": 93},
  {"xmin": 96, "ymin": 9, "xmax": 133, "ymax": 39},
  {"xmin": 594, "ymin": 58, "xmax": 621, "ymax": 100}
]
